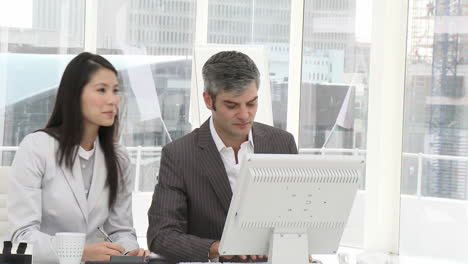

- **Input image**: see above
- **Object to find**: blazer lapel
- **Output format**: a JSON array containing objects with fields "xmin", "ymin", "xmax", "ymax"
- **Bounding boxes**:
[
  {"xmin": 198, "ymin": 119, "xmax": 232, "ymax": 213},
  {"xmin": 61, "ymin": 151, "xmax": 89, "ymax": 223},
  {"xmin": 87, "ymin": 139, "xmax": 107, "ymax": 214},
  {"xmin": 252, "ymin": 123, "xmax": 270, "ymax": 153}
]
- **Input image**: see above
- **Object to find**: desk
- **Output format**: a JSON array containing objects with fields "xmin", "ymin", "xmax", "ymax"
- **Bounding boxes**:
[{"xmin": 179, "ymin": 250, "xmax": 465, "ymax": 264}]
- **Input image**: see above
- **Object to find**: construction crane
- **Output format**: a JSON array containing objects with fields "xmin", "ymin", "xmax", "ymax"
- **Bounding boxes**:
[{"xmin": 427, "ymin": 0, "xmax": 465, "ymax": 199}]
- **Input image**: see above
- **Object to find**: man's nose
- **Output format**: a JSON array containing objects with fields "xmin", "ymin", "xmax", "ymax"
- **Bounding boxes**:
[{"xmin": 237, "ymin": 105, "xmax": 249, "ymax": 120}]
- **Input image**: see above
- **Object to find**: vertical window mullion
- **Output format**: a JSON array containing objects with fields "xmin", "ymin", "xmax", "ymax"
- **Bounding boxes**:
[
  {"xmin": 364, "ymin": 0, "xmax": 409, "ymax": 254},
  {"xmin": 287, "ymin": 0, "xmax": 305, "ymax": 145},
  {"xmin": 84, "ymin": 0, "xmax": 97, "ymax": 53}
]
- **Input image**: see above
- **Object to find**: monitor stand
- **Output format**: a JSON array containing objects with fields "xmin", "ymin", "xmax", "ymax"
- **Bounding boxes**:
[{"xmin": 268, "ymin": 228, "xmax": 309, "ymax": 264}]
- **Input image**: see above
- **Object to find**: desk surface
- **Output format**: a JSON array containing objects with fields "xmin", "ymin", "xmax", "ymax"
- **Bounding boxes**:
[{"xmin": 179, "ymin": 251, "xmax": 468, "ymax": 264}]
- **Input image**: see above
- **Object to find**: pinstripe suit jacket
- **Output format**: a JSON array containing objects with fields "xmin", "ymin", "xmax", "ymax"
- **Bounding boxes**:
[{"xmin": 147, "ymin": 119, "xmax": 298, "ymax": 264}]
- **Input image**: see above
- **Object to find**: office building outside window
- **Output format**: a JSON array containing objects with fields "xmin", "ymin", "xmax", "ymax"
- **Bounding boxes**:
[
  {"xmin": 0, "ymin": 0, "xmax": 84, "ymax": 166},
  {"xmin": 400, "ymin": 0, "xmax": 468, "ymax": 261},
  {"xmin": 95, "ymin": 0, "xmax": 197, "ymax": 191},
  {"xmin": 207, "ymin": 0, "xmax": 292, "ymax": 130}
]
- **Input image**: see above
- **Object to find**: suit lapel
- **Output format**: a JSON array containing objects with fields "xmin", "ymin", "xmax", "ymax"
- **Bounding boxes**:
[
  {"xmin": 198, "ymin": 120, "xmax": 232, "ymax": 213},
  {"xmin": 61, "ymin": 150, "xmax": 89, "ymax": 223},
  {"xmin": 87, "ymin": 139, "xmax": 107, "ymax": 215},
  {"xmin": 252, "ymin": 123, "xmax": 270, "ymax": 153}
]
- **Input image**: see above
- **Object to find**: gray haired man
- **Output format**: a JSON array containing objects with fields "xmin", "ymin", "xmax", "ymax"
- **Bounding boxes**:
[{"xmin": 147, "ymin": 51, "xmax": 298, "ymax": 264}]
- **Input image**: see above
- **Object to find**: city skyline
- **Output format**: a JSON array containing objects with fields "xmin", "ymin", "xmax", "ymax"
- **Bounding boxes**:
[
  {"xmin": 0, "ymin": 0, "xmax": 373, "ymax": 43},
  {"xmin": 2, "ymin": 0, "xmax": 468, "ymax": 200}
]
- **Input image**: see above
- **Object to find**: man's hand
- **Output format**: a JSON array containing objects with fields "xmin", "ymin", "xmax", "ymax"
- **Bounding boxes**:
[
  {"xmin": 209, "ymin": 241, "xmax": 221, "ymax": 259},
  {"xmin": 81, "ymin": 242, "xmax": 125, "ymax": 261},
  {"xmin": 224, "ymin": 254, "xmax": 267, "ymax": 261},
  {"xmin": 209, "ymin": 240, "xmax": 267, "ymax": 261}
]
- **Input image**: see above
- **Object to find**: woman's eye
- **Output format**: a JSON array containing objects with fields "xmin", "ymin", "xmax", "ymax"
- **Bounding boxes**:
[{"xmin": 97, "ymin": 88, "xmax": 105, "ymax": 93}]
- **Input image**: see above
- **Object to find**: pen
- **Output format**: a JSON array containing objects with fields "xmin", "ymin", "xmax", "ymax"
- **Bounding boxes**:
[
  {"xmin": 97, "ymin": 227, "xmax": 113, "ymax": 243},
  {"xmin": 97, "ymin": 227, "xmax": 129, "ymax": 255}
]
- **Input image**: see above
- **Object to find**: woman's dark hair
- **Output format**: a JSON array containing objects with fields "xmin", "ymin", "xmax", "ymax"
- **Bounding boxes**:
[{"xmin": 41, "ymin": 52, "xmax": 121, "ymax": 207}]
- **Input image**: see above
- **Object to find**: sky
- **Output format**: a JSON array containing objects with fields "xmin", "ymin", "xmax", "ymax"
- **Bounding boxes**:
[{"xmin": 0, "ymin": 0, "xmax": 373, "ymax": 43}]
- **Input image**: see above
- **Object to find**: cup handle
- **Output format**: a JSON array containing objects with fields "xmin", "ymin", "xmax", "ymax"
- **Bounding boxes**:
[{"xmin": 50, "ymin": 236, "xmax": 58, "ymax": 256}]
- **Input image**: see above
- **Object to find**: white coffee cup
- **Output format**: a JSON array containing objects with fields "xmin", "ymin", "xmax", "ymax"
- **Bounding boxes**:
[{"xmin": 52, "ymin": 232, "xmax": 86, "ymax": 264}]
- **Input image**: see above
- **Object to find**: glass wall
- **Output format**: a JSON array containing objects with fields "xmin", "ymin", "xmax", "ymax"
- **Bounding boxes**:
[
  {"xmin": 96, "ymin": 0, "xmax": 197, "ymax": 191},
  {"xmin": 0, "ymin": 0, "xmax": 85, "ymax": 166},
  {"xmin": 299, "ymin": 0, "xmax": 370, "ymax": 151},
  {"xmin": 96, "ymin": 0, "xmax": 196, "ymax": 147},
  {"xmin": 299, "ymin": 0, "xmax": 372, "ymax": 248},
  {"xmin": 401, "ymin": 0, "xmax": 468, "ymax": 261},
  {"xmin": 207, "ymin": 0, "xmax": 291, "ymax": 129}
]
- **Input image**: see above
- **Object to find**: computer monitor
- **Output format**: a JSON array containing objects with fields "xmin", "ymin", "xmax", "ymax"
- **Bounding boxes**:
[{"xmin": 219, "ymin": 154, "xmax": 364, "ymax": 264}]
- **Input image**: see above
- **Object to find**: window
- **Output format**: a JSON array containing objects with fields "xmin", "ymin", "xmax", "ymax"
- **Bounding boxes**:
[
  {"xmin": 299, "ymin": 0, "xmax": 372, "ymax": 249},
  {"xmin": 207, "ymin": 0, "xmax": 292, "ymax": 130},
  {"xmin": 0, "ymin": 0, "xmax": 85, "ymax": 166},
  {"xmin": 94, "ymin": 0, "xmax": 197, "ymax": 191},
  {"xmin": 400, "ymin": 0, "xmax": 468, "ymax": 261}
]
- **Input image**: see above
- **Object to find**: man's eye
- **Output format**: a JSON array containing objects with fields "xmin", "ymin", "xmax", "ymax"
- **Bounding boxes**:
[{"xmin": 97, "ymin": 88, "xmax": 105, "ymax": 93}]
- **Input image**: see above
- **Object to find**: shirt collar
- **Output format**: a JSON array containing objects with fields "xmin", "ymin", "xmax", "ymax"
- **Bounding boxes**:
[
  {"xmin": 78, "ymin": 139, "xmax": 97, "ymax": 160},
  {"xmin": 209, "ymin": 117, "xmax": 254, "ymax": 152}
]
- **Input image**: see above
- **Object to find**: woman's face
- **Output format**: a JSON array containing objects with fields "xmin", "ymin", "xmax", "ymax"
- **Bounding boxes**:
[{"xmin": 81, "ymin": 68, "xmax": 120, "ymax": 131}]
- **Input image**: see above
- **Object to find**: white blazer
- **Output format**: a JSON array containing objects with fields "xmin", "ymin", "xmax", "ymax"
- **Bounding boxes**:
[{"xmin": 8, "ymin": 132, "xmax": 139, "ymax": 263}]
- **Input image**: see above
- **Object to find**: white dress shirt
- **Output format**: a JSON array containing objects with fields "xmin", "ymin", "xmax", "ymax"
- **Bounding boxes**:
[{"xmin": 209, "ymin": 117, "xmax": 254, "ymax": 192}]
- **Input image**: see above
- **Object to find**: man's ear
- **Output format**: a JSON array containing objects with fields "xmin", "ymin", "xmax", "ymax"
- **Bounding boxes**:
[{"xmin": 203, "ymin": 91, "xmax": 213, "ymax": 110}]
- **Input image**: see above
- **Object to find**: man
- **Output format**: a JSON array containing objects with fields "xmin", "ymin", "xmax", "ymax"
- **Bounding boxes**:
[{"xmin": 147, "ymin": 51, "xmax": 298, "ymax": 263}]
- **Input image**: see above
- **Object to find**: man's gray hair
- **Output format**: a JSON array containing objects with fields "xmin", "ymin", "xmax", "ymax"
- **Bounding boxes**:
[{"xmin": 202, "ymin": 51, "xmax": 260, "ymax": 101}]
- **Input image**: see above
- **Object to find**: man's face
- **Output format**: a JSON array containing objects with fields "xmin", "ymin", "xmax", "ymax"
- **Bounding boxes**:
[{"xmin": 203, "ymin": 82, "xmax": 258, "ymax": 143}]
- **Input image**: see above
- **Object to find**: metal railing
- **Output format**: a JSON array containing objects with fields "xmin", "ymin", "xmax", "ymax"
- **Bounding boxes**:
[{"xmin": 2, "ymin": 146, "xmax": 468, "ymax": 198}]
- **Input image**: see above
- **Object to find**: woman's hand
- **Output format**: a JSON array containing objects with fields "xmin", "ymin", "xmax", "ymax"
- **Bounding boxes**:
[
  {"xmin": 81, "ymin": 242, "xmax": 125, "ymax": 261},
  {"xmin": 126, "ymin": 248, "xmax": 151, "ymax": 257}
]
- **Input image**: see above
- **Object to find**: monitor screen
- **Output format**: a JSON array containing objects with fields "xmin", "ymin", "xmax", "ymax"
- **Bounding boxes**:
[{"xmin": 219, "ymin": 154, "xmax": 364, "ymax": 263}]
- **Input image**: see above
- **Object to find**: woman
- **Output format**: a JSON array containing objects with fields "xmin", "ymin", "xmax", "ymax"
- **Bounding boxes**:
[{"xmin": 8, "ymin": 52, "xmax": 148, "ymax": 263}]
